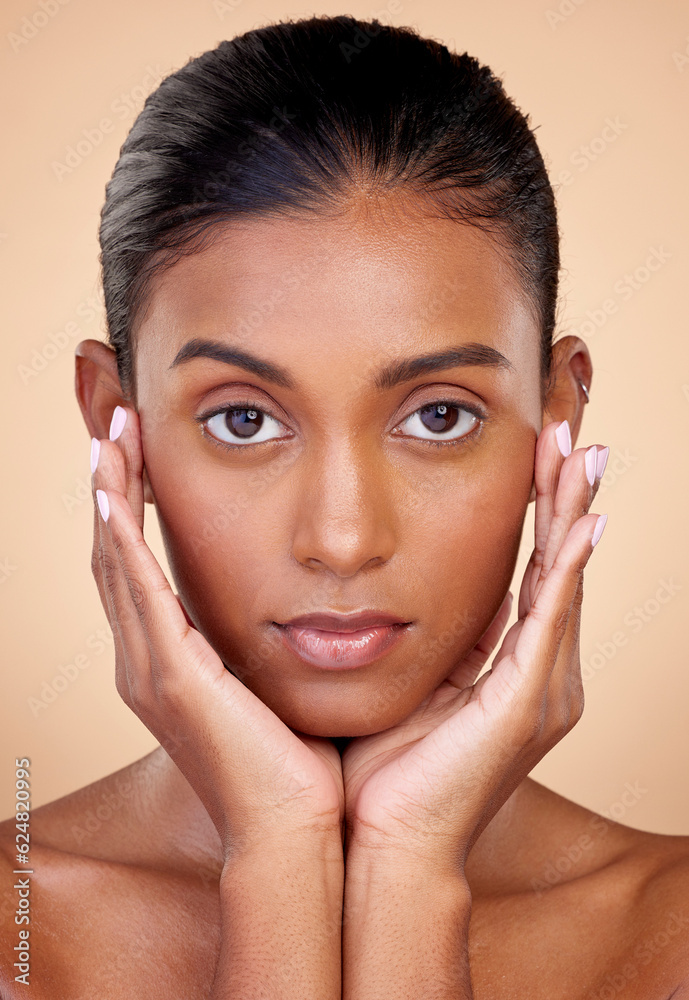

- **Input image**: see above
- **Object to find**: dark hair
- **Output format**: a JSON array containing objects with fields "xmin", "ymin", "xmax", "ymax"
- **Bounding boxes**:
[{"xmin": 99, "ymin": 14, "xmax": 560, "ymax": 406}]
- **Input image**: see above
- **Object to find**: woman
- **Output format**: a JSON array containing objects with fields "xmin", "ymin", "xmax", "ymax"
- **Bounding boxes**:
[{"xmin": 2, "ymin": 13, "xmax": 688, "ymax": 999}]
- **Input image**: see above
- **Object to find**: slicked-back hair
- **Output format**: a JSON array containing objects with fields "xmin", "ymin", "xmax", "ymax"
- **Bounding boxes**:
[{"xmin": 99, "ymin": 14, "xmax": 561, "ymax": 405}]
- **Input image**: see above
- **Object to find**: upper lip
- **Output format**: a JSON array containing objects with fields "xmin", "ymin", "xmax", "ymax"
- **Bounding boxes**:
[{"xmin": 277, "ymin": 611, "xmax": 410, "ymax": 632}]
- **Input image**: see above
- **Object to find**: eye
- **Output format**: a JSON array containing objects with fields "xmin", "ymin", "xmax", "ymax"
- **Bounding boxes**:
[
  {"xmin": 396, "ymin": 400, "xmax": 484, "ymax": 445},
  {"xmin": 200, "ymin": 405, "xmax": 287, "ymax": 448}
]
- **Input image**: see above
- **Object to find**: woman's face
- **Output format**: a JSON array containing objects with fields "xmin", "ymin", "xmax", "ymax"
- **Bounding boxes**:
[{"xmin": 134, "ymin": 192, "xmax": 544, "ymax": 737}]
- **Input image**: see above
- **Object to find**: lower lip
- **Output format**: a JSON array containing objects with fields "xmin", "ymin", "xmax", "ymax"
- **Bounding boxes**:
[{"xmin": 276, "ymin": 623, "xmax": 410, "ymax": 669}]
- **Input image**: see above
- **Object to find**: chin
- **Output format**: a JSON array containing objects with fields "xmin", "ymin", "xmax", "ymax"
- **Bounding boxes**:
[{"xmin": 272, "ymin": 691, "xmax": 420, "ymax": 739}]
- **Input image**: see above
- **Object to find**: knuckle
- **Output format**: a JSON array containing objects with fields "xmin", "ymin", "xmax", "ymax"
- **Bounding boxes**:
[
  {"xmin": 551, "ymin": 605, "xmax": 571, "ymax": 644},
  {"xmin": 99, "ymin": 548, "xmax": 120, "ymax": 593},
  {"xmin": 569, "ymin": 700, "xmax": 585, "ymax": 730},
  {"xmin": 570, "ymin": 683, "xmax": 585, "ymax": 726},
  {"xmin": 150, "ymin": 666, "xmax": 183, "ymax": 708},
  {"xmin": 513, "ymin": 701, "xmax": 546, "ymax": 747},
  {"xmin": 115, "ymin": 662, "xmax": 151, "ymax": 716},
  {"xmin": 114, "ymin": 667, "xmax": 133, "ymax": 707},
  {"xmin": 126, "ymin": 574, "xmax": 148, "ymax": 616}
]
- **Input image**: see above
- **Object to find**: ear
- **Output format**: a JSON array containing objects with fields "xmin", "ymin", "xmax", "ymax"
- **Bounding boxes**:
[
  {"xmin": 527, "ymin": 335, "xmax": 593, "ymax": 504},
  {"xmin": 74, "ymin": 339, "xmax": 155, "ymax": 505}
]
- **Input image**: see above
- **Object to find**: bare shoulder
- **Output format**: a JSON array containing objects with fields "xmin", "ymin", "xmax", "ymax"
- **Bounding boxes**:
[
  {"xmin": 472, "ymin": 780, "xmax": 689, "ymax": 998},
  {"xmin": 0, "ymin": 751, "xmax": 223, "ymax": 1000},
  {"xmin": 0, "ymin": 749, "xmax": 170, "ymax": 867},
  {"xmin": 629, "ymin": 829, "xmax": 689, "ymax": 985}
]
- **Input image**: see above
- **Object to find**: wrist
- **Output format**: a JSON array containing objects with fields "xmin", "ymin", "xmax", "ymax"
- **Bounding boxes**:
[
  {"xmin": 224, "ymin": 820, "xmax": 343, "ymax": 867},
  {"xmin": 214, "ymin": 826, "xmax": 343, "ymax": 999},
  {"xmin": 342, "ymin": 841, "xmax": 473, "ymax": 1000},
  {"xmin": 345, "ymin": 836, "xmax": 471, "ymax": 900},
  {"xmin": 345, "ymin": 820, "xmax": 469, "ymax": 882}
]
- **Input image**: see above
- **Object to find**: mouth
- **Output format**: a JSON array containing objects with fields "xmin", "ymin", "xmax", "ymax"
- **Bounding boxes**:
[{"xmin": 273, "ymin": 611, "xmax": 413, "ymax": 669}]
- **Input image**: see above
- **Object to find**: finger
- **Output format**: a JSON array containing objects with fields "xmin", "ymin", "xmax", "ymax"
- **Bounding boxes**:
[
  {"xmin": 517, "ymin": 548, "xmax": 537, "ymax": 621},
  {"xmin": 535, "ymin": 442, "xmax": 604, "ymax": 598},
  {"xmin": 531, "ymin": 420, "xmax": 571, "ymax": 604},
  {"xmin": 541, "ymin": 570, "xmax": 585, "ymax": 721},
  {"xmin": 445, "ymin": 591, "xmax": 513, "ymax": 690},
  {"xmin": 107, "ymin": 404, "xmax": 145, "ymax": 533},
  {"xmin": 90, "ymin": 432, "xmax": 132, "ymax": 689},
  {"xmin": 495, "ymin": 511, "xmax": 606, "ymax": 707},
  {"xmin": 92, "ymin": 436, "xmax": 152, "ymax": 704},
  {"xmin": 94, "ymin": 446, "xmax": 220, "ymax": 694}
]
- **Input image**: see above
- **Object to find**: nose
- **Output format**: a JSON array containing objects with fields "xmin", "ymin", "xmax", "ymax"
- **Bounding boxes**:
[{"xmin": 290, "ymin": 440, "xmax": 397, "ymax": 578}]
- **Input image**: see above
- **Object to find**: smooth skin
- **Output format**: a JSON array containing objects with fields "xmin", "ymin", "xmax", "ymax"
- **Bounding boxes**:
[{"xmin": 1, "ymin": 190, "xmax": 689, "ymax": 998}]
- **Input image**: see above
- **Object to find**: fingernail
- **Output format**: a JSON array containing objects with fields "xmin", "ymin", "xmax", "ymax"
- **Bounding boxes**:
[
  {"xmin": 109, "ymin": 405, "xmax": 127, "ymax": 441},
  {"xmin": 555, "ymin": 420, "xmax": 571, "ymax": 457},
  {"xmin": 596, "ymin": 446, "xmax": 609, "ymax": 480},
  {"xmin": 90, "ymin": 437, "xmax": 100, "ymax": 474},
  {"xmin": 96, "ymin": 488, "xmax": 110, "ymax": 522},
  {"xmin": 591, "ymin": 513, "xmax": 607, "ymax": 547},
  {"xmin": 585, "ymin": 445, "xmax": 597, "ymax": 486}
]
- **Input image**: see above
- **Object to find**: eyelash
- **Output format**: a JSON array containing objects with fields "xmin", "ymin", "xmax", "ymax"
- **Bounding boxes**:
[{"xmin": 195, "ymin": 398, "xmax": 488, "ymax": 452}]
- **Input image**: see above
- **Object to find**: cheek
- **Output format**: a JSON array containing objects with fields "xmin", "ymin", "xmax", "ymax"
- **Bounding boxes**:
[
  {"xmin": 150, "ymin": 463, "xmax": 273, "ymax": 639},
  {"xmin": 403, "ymin": 443, "xmax": 533, "ymax": 644}
]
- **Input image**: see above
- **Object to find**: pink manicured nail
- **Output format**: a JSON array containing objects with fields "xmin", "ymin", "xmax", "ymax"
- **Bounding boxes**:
[
  {"xmin": 109, "ymin": 405, "xmax": 127, "ymax": 441},
  {"xmin": 591, "ymin": 513, "xmax": 607, "ymax": 547},
  {"xmin": 90, "ymin": 437, "xmax": 100, "ymax": 474},
  {"xmin": 555, "ymin": 420, "xmax": 571, "ymax": 457},
  {"xmin": 596, "ymin": 446, "xmax": 609, "ymax": 480},
  {"xmin": 585, "ymin": 445, "xmax": 597, "ymax": 486},
  {"xmin": 96, "ymin": 489, "xmax": 110, "ymax": 522}
]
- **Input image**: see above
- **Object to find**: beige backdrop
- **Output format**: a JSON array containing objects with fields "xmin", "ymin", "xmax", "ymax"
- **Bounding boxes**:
[{"xmin": 2, "ymin": 0, "xmax": 688, "ymax": 833}]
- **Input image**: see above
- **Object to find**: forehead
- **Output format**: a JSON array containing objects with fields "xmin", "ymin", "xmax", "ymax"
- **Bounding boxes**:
[{"xmin": 135, "ymin": 191, "xmax": 539, "ymax": 380}]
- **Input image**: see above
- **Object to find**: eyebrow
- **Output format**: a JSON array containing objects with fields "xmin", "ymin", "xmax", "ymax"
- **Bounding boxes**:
[{"xmin": 168, "ymin": 337, "xmax": 514, "ymax": 391}]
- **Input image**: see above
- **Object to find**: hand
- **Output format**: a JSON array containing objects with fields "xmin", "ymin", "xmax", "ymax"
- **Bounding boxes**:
[
  {"xmin": 341, "ymin": 420, "xmax": 608, "ymax": 867},
  {"xmin": 90, "ymin": 404, "xmax": 344, "ymax": 858}
]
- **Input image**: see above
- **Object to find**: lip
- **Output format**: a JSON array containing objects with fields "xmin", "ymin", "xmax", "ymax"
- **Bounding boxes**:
[
  {"xmin": 279, "ymin": 610, "xmax": 409, "ymax": 632},
  {"xmin": 274, "ymin": 611, "xmax": 412, "ymax": 669}
]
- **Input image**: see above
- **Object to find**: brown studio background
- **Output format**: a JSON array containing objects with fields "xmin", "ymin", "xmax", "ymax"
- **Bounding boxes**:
[{"xmin": 1, "ymin": 0, "xmax": 688, "ymax": 831}]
